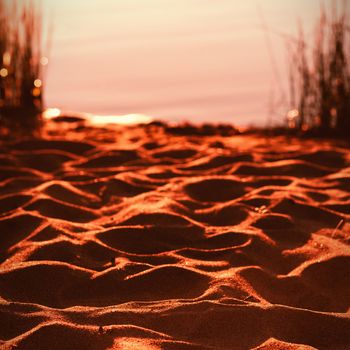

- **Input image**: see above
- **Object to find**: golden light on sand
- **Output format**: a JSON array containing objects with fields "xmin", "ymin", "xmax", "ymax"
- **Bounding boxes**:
[
  {"xmin": 40, "ymin": 56, "xmax": 49, "ymax": 65},
  {"xmin": 42, "ymin": 108, "xmax": 61, "ymax": 119},
  {"xmin": 34, "ymin": 79, "xmax": 42, "ymax": 88},
  {"xmin": 114, "ymin": 338, "xmax": 160, "ymax": 350},
  {"xmin": 3, "ymin": 52, "xmax": 11, "ymax": 66},
  {"xmin": 0, "ymin": 68, "xmax": 8, "ymax": 77}
]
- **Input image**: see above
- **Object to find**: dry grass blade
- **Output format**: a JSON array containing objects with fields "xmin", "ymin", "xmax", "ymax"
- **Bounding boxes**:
[
  {"xmin": 0, "ymin": 0, "xmax": 46, "ymax": 138},
  {"xmin": 286, "ymin": 3, "xmax": 350, "ymax": 136},
  {"xmin": 331, "ymin": 219, "xmax": 345, "ymax": 237}
]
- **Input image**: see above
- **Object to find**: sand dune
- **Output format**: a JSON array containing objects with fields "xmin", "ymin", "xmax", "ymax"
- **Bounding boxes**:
[{"xmin": 0, "ymin": 121, "xmax": 349, "ymax": 349}]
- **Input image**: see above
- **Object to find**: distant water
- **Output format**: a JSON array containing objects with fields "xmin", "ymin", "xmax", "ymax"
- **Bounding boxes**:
[{"xmin": 44, "ymin": 0, "xmax": 334, "ymax": 126}]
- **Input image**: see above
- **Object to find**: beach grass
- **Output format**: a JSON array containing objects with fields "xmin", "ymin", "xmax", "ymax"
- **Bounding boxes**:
[
  {"xmin": 0, "ymin": 0, "xmax": 45, "ymax": 137},
  {"xmin": 287, "ymin": 3, "xmax": 350, "ymax": 136}
]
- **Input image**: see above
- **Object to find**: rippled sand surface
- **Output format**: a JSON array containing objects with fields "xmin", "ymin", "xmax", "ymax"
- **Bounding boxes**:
[{"xmin": 1, "ymin": 120, "xmax": 350, "ymax": 349}]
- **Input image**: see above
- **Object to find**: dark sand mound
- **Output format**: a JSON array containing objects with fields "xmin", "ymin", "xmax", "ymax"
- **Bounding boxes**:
[
  {"xmin": 25, "ymin": 197, "xmax": 98, "ymax": 222},
  {"xmin": 0, "ymin": 124, "xmax": 349, "ymax": 349},
  {"xmin": 195, "ymin": 203, "xmax": 249, "ymax": 226},
  {"xmin": 0, "ymin": 213, "xmax": 43, "ymax": 254},
  {"xmin": 184, "ymin": 178, "xmax": 248, "ymax": 202},
  {"xmin": 76, "ymin": 150, "xmax": 140, "ymax": 168},
  {"xmin": 97, "ymin": 225, "xmax": 204, "ymax": 254},
  {"xmin": 0, "ymin": 193, "xmax": 33, "ymax": 214},
  {"xmin": 15, "ymin": 149, "xmax": 78, "ymax": 172},
  {"xmin": 11, "ymin": 139, "xmax": 95, "ymax": 154},
  {"xmin": 41, "ymin": 181, "xmax": 100, "ymax": 206},
  {"xmin": 0, "ymin": 262, "xmax": 92, "ymax": 307},
  {"xmin": 233, "ymin": 160, "xmax": 333, "ymax": 178},
  {"xmin": 0, "ymin": 166, "xmax": 45, "ymax": 181}
]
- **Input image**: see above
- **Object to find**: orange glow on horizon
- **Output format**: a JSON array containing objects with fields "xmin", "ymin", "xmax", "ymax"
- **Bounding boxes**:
[
  {"xmin": 43, "ymin": 108, "xmax": 61, "ymax": 119},
  {"xmin": 42, "ymin": 108, "xmax": 153, "ymax": 126},
  {"xmin": 89, "ymin": 113, "xmax": 153, "ymax": 125}
]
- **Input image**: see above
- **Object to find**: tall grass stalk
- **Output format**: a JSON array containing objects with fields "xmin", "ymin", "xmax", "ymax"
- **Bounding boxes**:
[
  {"xmin": 0, "ymin": 0, "xmax": 46, "ymax": 137},
  {"xmin": 287, "ymin": 4, "xmax": 350, "ymax": 136}
]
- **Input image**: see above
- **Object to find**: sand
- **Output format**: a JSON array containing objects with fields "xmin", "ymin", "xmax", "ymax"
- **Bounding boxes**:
[{"xmin": 0, "ymin": 119, "xmax": 349, "ymax": 349}]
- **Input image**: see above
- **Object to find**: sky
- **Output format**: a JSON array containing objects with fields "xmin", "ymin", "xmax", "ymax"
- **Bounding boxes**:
[{"xmin": 41, "ymin": 0, "xmax": 345, "ymax": 125}]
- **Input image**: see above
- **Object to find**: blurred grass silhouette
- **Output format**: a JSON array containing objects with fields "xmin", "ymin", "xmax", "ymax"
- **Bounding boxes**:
[
  {"xmin": 286, "ymin": 3, "xmax": 350, "ymax": 136},
  {"xmin": 0, "ymin": 0, "xmax": 46, "ymax": 137}
]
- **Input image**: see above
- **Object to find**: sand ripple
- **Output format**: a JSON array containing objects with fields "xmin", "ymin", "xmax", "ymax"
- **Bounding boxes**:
[{"xmin": 0, "ymin": 125, "xmax": 349, "ymax": 349}]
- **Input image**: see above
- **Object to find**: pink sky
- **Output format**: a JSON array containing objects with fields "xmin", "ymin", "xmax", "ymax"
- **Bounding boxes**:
[{"xmin": 43, "ymin": 0, "xmax": 342, "ymax": 125}]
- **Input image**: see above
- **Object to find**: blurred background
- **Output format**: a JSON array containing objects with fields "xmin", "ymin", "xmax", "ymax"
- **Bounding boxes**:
[{"xmin": 44, "ymin": 0, "xmax": 339, "ymax": 126}]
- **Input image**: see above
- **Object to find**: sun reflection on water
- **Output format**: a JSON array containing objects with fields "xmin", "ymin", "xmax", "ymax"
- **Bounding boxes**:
[
  {"xmin": 90, "ymin": 113, "xmax": 153, "ymax": 125},
  {"xmin": 42, "ymin": 108, "xmax": 153, "ymax": 126},
  {"xmin": 42, "ymin": 108, "xmax": 61, "ymax": 119}
]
